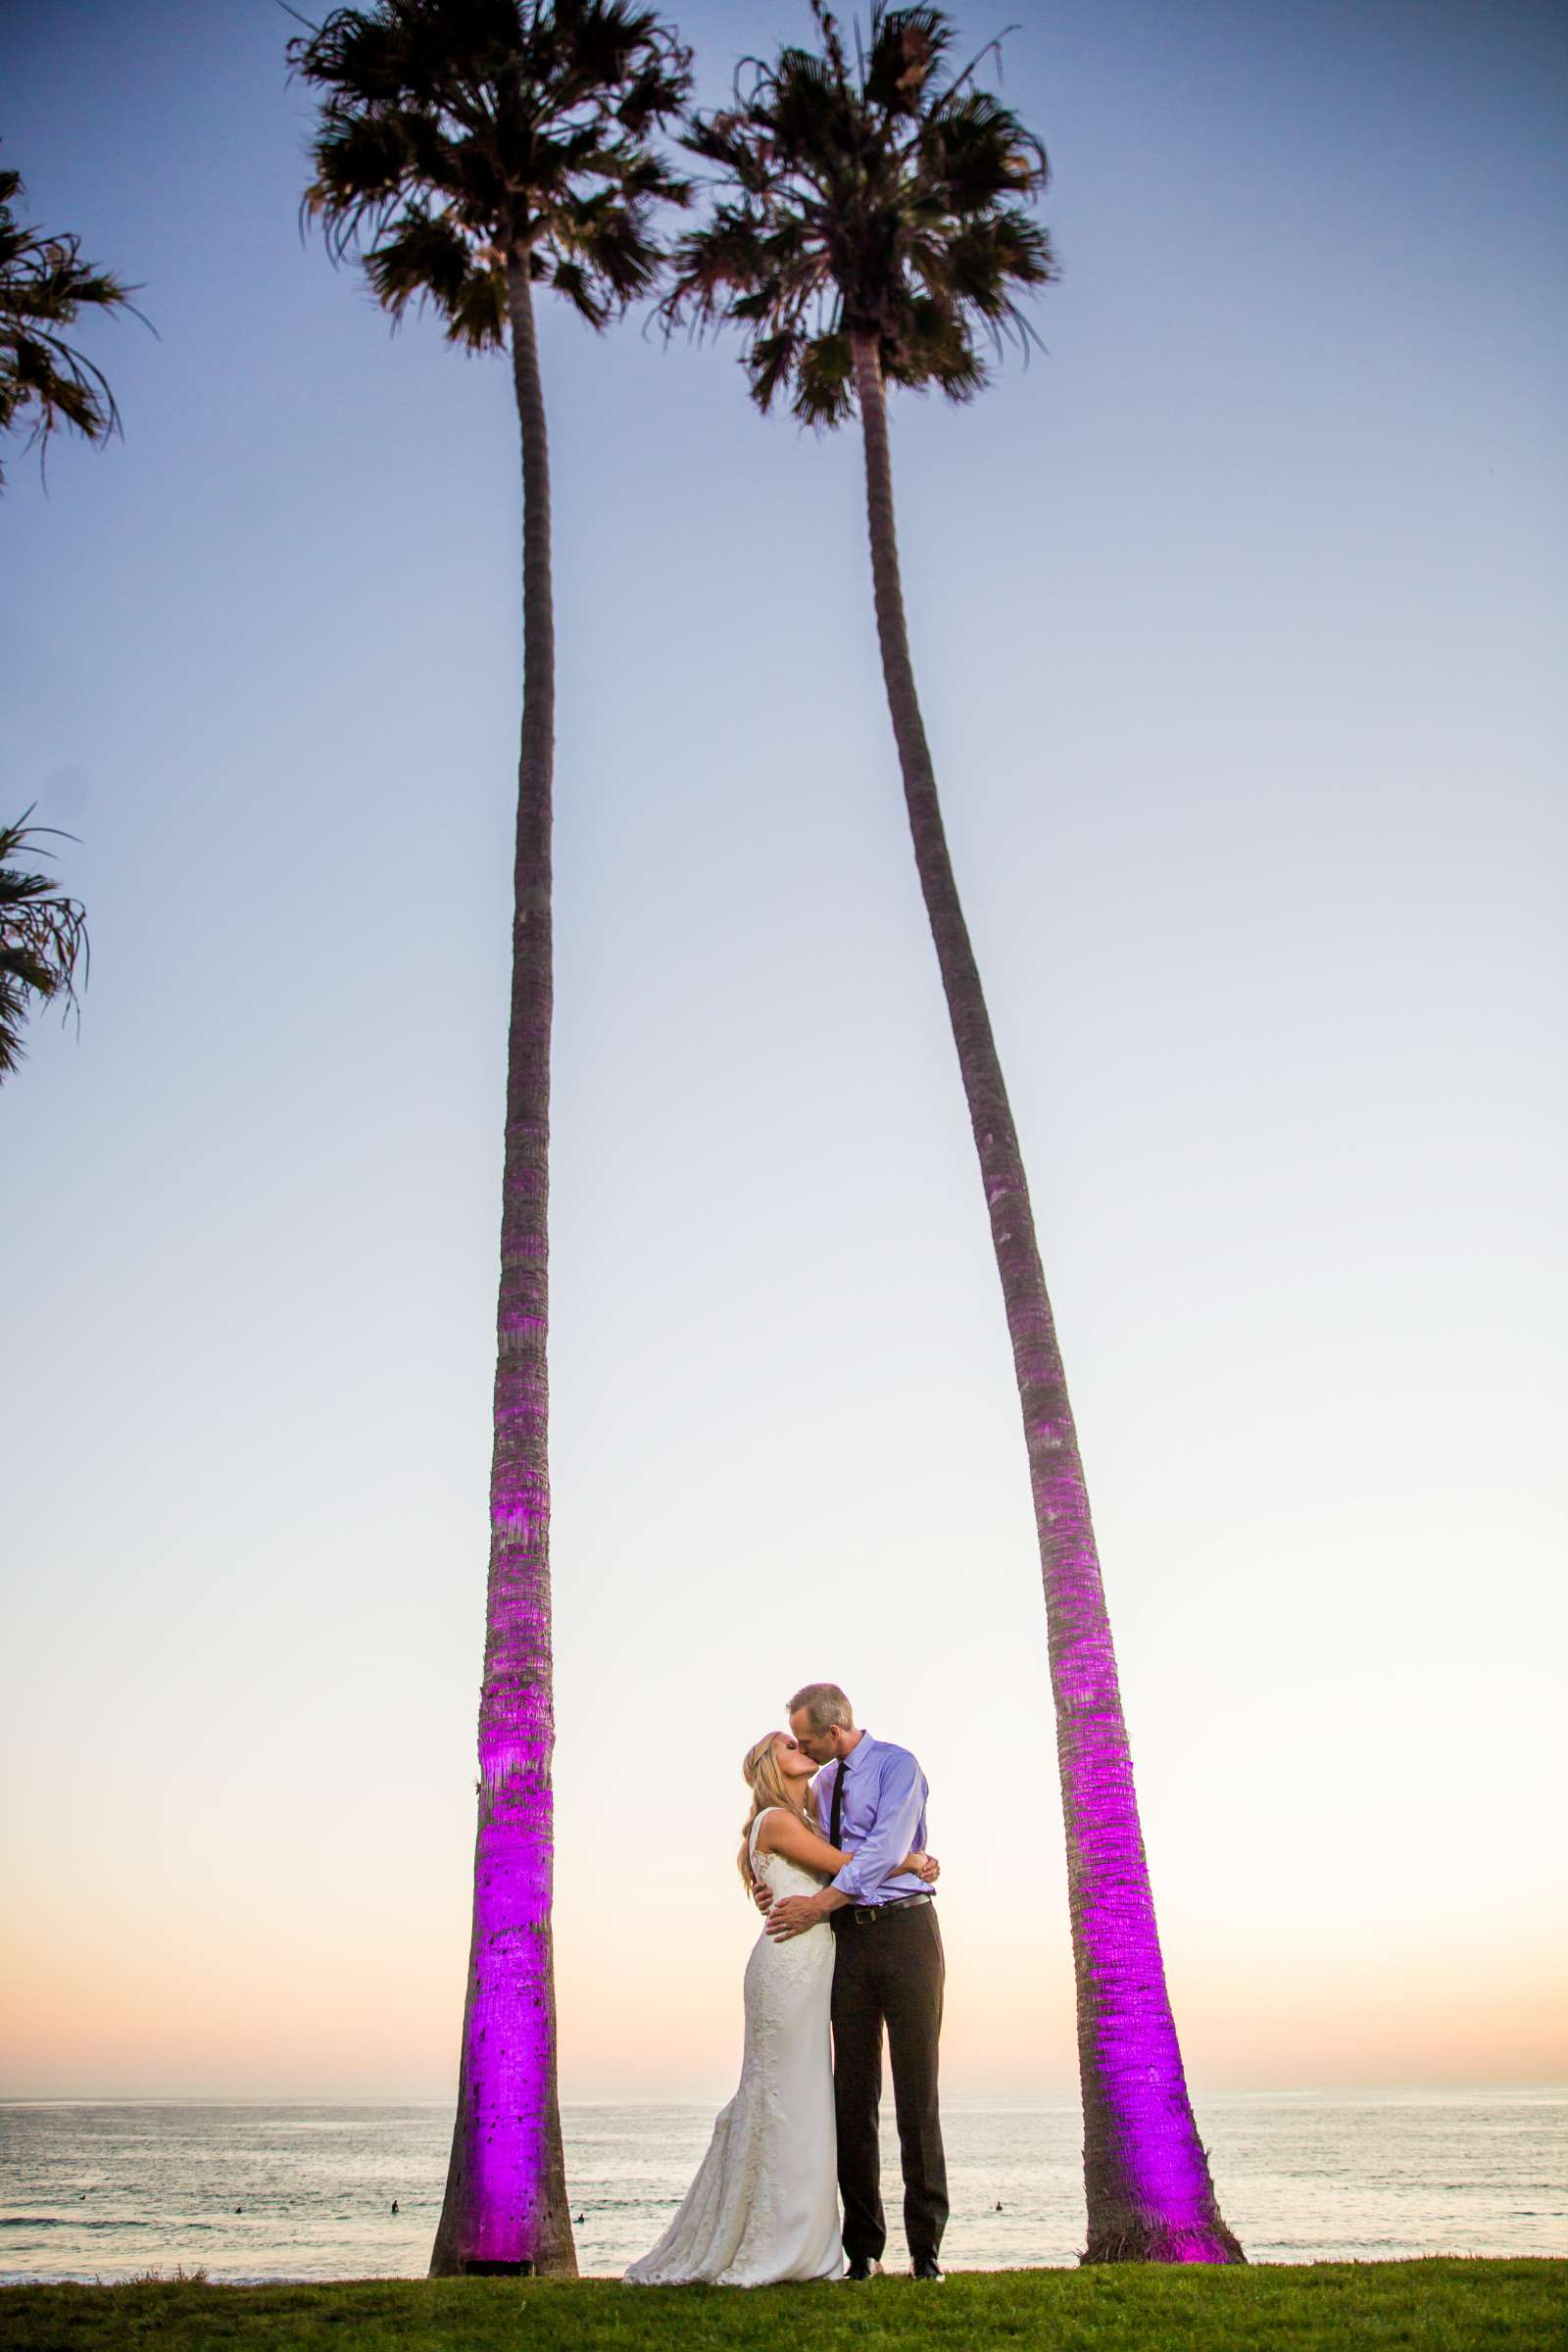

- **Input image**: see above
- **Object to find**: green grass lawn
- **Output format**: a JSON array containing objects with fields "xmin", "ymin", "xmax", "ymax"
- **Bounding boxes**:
[{"xmin": 2, "ymin": 2261, "xmax": 1563, "ymax": 2351}]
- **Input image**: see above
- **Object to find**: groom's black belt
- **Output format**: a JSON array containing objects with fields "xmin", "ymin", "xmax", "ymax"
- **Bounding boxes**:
[{"xmin": 834, "ymin": 1891, "xmax": 936, "ymax": 1929}]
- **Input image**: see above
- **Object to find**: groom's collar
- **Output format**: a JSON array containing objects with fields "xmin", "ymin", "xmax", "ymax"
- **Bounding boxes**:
[{"xmin": 837, "ymin": 1730, "xmax": 871, "ymax": 1772}]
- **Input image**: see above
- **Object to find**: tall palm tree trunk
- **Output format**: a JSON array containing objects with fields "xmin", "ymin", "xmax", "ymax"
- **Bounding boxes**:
[
  {"xmin": 849, "ymin": 329, "xmax": 1242, "ymax": 2266},
  {"xmin": 430, "ymin": 255, "xmax": 576, "ymax": 2281}
]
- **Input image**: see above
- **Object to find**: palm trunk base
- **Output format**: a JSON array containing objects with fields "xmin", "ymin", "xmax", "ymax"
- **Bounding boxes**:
[
  {"xmin": 1082, "ymin": 2219, "xmax": 1248, "ymax": 2265},
  {"xmin": 428, "ymin": 2072, "xmax": 578, "ymax": 2279},
  {"xmin": 429, "ymin": 2236, "xmax": 578, "ymax": 2282},
  {"xmin": 428, "ymin": 2254, "xmax": 576, "ymax": 2279}
]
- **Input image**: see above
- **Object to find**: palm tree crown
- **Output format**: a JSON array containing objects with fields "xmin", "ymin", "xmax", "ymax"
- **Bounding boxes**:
[
  {"xmin": 667, "ymin": 1, "xmax": 1055, "ymax": 422},
  {"xmin": 0, "ymin": 162, "xmax": 136, "ymax": 487},
  {"xmin": 291, "ymin": 0, "xmax": 690, "ymax": 338},
  {"xmin": 0, "ymin": 809, "xmax": 88, "ymax": 1081}
]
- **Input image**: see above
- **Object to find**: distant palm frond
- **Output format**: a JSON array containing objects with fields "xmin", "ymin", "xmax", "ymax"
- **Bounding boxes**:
[
  {"xmin": 0, "ymin": 808, "xmax": 89, "ymax": 1079},
  {"xmin": 0, "ymin": 157, "xmax": 141, "ymax": 488}
]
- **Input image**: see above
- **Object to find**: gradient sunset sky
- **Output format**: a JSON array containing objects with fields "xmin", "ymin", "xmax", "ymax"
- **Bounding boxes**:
[{"xmin": 2, "ymin": 0, "xmax": 1564, "ymax": 2105}]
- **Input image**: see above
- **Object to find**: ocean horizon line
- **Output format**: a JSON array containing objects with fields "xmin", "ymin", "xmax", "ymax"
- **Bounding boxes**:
[{"xmin": 3, "ymin": 2083, "xmax": 1564, "ymax": 2108}]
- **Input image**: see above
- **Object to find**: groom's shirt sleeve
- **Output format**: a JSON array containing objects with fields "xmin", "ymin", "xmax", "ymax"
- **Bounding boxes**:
[{"xmin": 830, "ymin": 1745, "xmax": 926, "ymax": 1904}]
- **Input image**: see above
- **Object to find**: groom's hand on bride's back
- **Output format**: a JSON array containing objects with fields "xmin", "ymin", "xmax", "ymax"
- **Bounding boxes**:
[
  {"xmin": 750, "ymin": 1874, "xmax": 773, "ymax": 1916},
  {"xmin": 763, "ymin": 1894, "xmax": 829, "ymax": 1940}
]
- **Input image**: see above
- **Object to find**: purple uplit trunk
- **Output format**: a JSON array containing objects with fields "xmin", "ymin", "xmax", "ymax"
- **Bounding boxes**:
[
  {"xmin": 428, "ymin": 257, "xmax": 576, "ymax": 2280},
  {"xmin": 849, "ymin": 329, "xmax": 1242, "ymax": 2265}
]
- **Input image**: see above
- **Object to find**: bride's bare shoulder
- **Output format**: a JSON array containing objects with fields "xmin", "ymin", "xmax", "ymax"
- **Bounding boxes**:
[{"xmin": 757, "ymin": 1806, "xmax": 824, "ymax": 1859}]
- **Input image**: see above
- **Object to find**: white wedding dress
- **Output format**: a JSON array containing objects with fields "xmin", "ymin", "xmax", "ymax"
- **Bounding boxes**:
[{"xmin": 624, "ymin": 1808, "xmax": 844, "ymax": 2285}]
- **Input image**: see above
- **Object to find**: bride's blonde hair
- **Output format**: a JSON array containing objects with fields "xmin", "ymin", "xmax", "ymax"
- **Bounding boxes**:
[{"xmin": 736, "ymin": 1731, "xmax": 813, "ymax": 1895}]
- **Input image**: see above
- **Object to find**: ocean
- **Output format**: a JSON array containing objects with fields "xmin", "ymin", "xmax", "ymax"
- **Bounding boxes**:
[{"xmin": 2, "ymin": 2092, "xmax": 1563, "ymax": 2282}]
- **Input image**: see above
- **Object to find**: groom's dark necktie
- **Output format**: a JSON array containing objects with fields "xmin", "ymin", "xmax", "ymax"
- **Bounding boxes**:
[{"xmin": 830, "ymin": 1757, "xmax": 847, "ymax": 1852}]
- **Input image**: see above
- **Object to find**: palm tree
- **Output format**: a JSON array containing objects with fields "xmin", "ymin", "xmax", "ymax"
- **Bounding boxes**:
[
  {"xmin": 0, "ymin": 159, "xmax": 136, "ymax": 487},
  {"xmin": 668, "ymin": 4, "xmax": 1244, "ymax": 2266},
  {"xmin": 291, "ymin": 0, "xmax": 690, "ymax": 2278},
  {"xmin": 0, "ymin": 808, "xmax": 88, "ymax": 1081}
]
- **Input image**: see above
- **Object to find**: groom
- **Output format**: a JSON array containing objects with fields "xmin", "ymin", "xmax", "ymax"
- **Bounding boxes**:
[{"xmin": 761, "ymin": 1681, "xmax": 948, "ymax": 2282}]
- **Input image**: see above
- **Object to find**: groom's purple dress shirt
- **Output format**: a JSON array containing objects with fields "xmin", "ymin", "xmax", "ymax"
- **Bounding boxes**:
[{"xmin": 813, "ymin": 1732, "xmax": 930, "ymax": 1907}]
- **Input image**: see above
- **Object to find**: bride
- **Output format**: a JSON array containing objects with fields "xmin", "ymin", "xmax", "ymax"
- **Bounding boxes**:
[{"xmin": 624, "ymin": 1729, "xmax": 937, "ymax": 2287}]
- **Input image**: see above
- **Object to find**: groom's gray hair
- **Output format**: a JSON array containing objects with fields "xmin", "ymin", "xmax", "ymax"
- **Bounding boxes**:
[{"xmin": 787, "ymin": 1682, "xmax": 854, "ymax": 1735}]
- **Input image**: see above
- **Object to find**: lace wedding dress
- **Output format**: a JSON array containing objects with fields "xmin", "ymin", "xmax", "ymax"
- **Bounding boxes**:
[{"xmin": 624, "ymin": 1809, "xmax": 844, "ymax": 2285}]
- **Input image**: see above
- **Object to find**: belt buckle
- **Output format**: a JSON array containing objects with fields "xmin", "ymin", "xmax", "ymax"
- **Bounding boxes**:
[{"xmin": 853, "ymin": 1903, "xmax": 878, "ymax": 1927}]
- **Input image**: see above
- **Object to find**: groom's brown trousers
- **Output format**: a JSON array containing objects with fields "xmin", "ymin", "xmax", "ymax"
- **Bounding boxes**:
[{"xmin": 830, "ymin": 1898, "xmax": 948, "ymax": 2267}]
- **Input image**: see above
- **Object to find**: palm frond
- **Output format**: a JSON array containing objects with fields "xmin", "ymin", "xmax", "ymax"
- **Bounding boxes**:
[
  {"xmin": 0, "ymin": 152, "xmax": 140, "ymax": 489},
  {"xmin": 359, "ymin": 199, "xmax": 505, "ymax": 341},
  {"xmin": 743, "ymin": 326, "xmax": 801, "ymax": 412},
  {"xmin": 791, "ymin": 328, "xmax": 855, "ymax": 426},
  {"xmin": 864, "ymin": 6, "xmax": 955, "ymax": 118},
  {"xmin": 887, "ymin": 293, "xmax": 985, "ymax": 401},
  {"xmin": 0, "ymin": 808, "xmax": 89, "ymax": 1078}
]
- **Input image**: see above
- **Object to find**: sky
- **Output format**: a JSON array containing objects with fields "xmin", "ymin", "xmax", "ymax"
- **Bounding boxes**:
[{"xmin": 2, "ymin": 0, "xmax": 1564, "ymax": 2111}]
